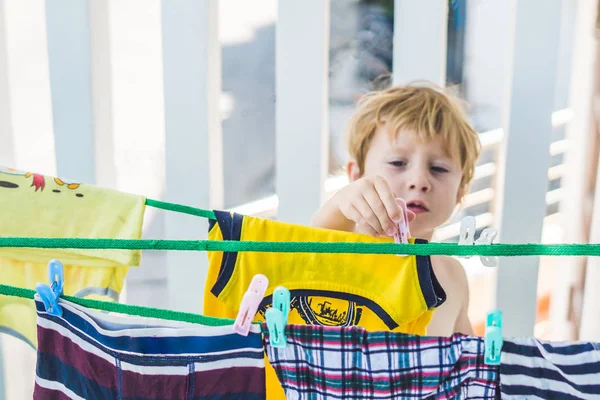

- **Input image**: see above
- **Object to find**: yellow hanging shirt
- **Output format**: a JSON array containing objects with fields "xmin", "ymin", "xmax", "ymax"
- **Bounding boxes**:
[
  {"xmin": 0, "ymin": 167, "xmax": 145, "ymax": 347},
  {"xmin": 203, "ymin": 210, "xmax": 446, "ymax": 400}
]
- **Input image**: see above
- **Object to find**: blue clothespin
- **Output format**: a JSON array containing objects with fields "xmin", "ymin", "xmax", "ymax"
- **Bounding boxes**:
[
  {"xmin": 35, "ymin": 259, "xmax": 64, "ymax": 316},
  {"xmin": 484, "ymin": 309, "xmax": 503, "ymax": 365},
  {"xmin": 266, "ymin": 286, "xmax": 290, "ymax": 348}
]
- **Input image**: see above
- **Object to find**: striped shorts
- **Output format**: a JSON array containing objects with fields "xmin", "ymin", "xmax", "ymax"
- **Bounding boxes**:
[
  {"xmin": 33, "ymin": 295, "xmax": 266, "ymax": 400},
  {"xmin": 501, "ymin": 337, "xmax": 600, "ymax": 399},
  {"xmin": 263, "ymin": 324, "xmax": 499, "ymax": 399}
]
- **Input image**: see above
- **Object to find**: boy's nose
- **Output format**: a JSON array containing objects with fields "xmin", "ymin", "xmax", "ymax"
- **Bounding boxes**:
[{"xmin": 408, "ymin": 179, "xmax": 431, "ymax": 193}]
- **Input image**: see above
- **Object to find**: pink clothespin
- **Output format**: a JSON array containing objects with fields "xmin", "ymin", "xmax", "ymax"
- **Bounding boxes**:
[
  {"xmin": 394, "ymin": 198, "xmax": 411, "ymax": 256},
  {"xmin": 234, "ymin": 274, "xmax": 269, "ymax": 336}
]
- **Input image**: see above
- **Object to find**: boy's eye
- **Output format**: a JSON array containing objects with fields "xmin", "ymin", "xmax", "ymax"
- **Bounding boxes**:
[
  {"xmin": 431, "ymin": 166, "xmax": 449, "ymax": 173},
  {"xmin": 389, "ymin": 161, "xmax": 405, "ymax": 167}
]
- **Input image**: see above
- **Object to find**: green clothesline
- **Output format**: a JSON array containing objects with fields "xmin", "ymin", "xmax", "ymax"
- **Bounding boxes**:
[
  {"xmin": 2, "ymin": 198, "xmax": 597, "ymax": 324},
  {"xmin": 145, "ymin": 198, "xmax": 216, "ymax": 219},
  {"xmin": 1, "ymin": 237, "xmax": 600, "ymax": 257},
  {"xmin": 0, "ymin": 284, "xmax": 238, "ymax": 326}
]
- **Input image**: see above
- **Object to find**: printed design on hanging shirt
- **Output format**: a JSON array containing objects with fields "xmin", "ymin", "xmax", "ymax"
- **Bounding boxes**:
[
  {"xmin": 293, "ymin": 296, "xmax": 363, "ymax": 327},
  {"xmin": 259, "ymin": 295, "xmax": 363, "ymax": 327},
  {"xmin": 0, "ymin": 166, "xmax": 84, "ymax": 197},
  {"xmin": 0, "ymin": 166, "xmax": 46, "ymax": 191}
]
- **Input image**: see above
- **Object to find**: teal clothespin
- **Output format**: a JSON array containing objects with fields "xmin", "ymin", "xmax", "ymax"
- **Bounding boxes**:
[
  {"xmin": 484, "ymin": 309, "xmax": 503, "ymax": 365},
  {"xmin": 35, "ymin": 259, "xmax": 64, "ymax": 316},
  {"xmin": 266, "ymin": 286, "xmax": 290, "ymax": 348},
  {"xmin": 272, "ymin": 286, "xmax": 290, "ymax": 321}
]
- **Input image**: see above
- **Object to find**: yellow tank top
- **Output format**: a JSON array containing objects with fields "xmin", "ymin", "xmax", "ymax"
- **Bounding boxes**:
[{"xmin": 202, "ymin": 211, "xmax": 446, "ymax": 400}]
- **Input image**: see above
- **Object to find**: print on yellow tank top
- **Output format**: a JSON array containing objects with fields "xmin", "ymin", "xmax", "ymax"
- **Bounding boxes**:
[{"xmin": 202, "ymin": 210, "xmax": 446, "ymax": 400}]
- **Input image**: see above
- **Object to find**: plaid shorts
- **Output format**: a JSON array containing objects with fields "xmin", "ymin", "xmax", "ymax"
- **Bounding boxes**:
[
  {"xmin": 263, "ymin": 324, "xmax": 499, "ymax": 399},
  {"xmin": 33, "ymin": 296, "xmax": 266, "ymax": 400}
]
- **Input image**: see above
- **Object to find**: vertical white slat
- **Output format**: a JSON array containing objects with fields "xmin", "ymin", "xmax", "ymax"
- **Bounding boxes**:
[
  {"xmin": 45, "ymin": 0, "xmax": 95, "ymax": 183},
  {"xmin": 392, "ymin": 0, "xmax": 448, "ymax": 86},
  {"xmin": 554, "ymin": 0, "xmax": 578, "ymax": 110},
  {"xmin": 0, "ymin": 0, "xmax": 13, "ymax": 167},
  {"xmin": 103, "ymin": 0, "xmax": 167, "ymax": 308},
  {"xmin": 579, "ymin": 154, "xmax": 600, "ymax": 340},
  {"xmin": 162, "ymin": 0, "xmax": 223, "ymax": 313},
  {"xmin": 0, "ymin": 1, "xmax": 57, "ymax": 398},
  {"xmin": 0, "ymin": 1, "xmax": 10, "ymax": 396},
  {"xmin": 493, "ymin": 0, "xmax": 564, "ymax": 337},
  {"xmin": 551, "ymin": 0, "xmax": 597, "ymax": 340},
  {"xmin": 461, "ymin": 0, "xmax": 513, "ymax": 130},
  {"xmin": 576, "ymin": 0, "xmax": 600, "ymax": 342},
  {"xmin": 4, "ymin": 0, "xmax": 55, "ymax": 174},
  {"xmin": 88, "ymin": 0, "xmax": 117, "ymax": 190},
  {"xmin": 275, "ymin": 0, "xmax": 330, "ymax": 225},
  {"xmin": 0, "ymin": 339, "xmax": 4, "ymax": 400}
]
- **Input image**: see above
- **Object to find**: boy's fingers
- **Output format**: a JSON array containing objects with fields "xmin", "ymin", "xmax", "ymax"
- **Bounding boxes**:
[
  {"xmin": 340, "ymin": 203, "xmax": 364, "ymax": 225},
  {"xmin": 363, "ymin": 187, "xmax": 397, "ymax": 236},
  {"xmin": 358, "ymin": 223, "xmax": 379, "ymax": 238},
  {"xmin": 339, "ymin": 197, "xmax": 384, "ymax": 239},
  {"xmin": 373, "ymin": 178, "xmax": 404, "ymax": 227},
  {"xmin": 353, "ymin": 195, "xmax": 385, "ymax": 235}
]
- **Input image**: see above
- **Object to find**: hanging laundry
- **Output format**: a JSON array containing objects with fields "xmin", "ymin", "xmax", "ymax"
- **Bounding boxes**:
[
  {"xmin": 0, "ymin": 258, "xmax": 128, "ymax": 348},
  {"xmin": 33, "ymin": 295, "xmax": 266, "ymax": 400},
  {"xmin": 203, "ymin": 210, "xmax": 446, "ymax": 400},
  {"xmin": 204, "ymin": 211, "xmax": 445, "ymax": 333},
  {"xmin": 263, "ymin": 324, "xmax": 499, "ymax": 399},
  {"xmin": 0, "ymin": 166, "xmax": 144, "ymax": 266},
  {"xmin": 500, "ymin": 337, "xmax": 600, "ymax": 399},
  {"xmin": 0, "ymin": 166, "xmax": 145, "ymax": 347}
]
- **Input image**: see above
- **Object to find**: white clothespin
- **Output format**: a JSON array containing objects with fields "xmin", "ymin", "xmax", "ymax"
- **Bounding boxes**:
[
  {"xmin": 234, "ymin": 274, "xmax": 268, "ymax": 336},
  {"xmin": 475, "ymin": 228, "xmax": 498, "ymax": 267},
  {"xmin": 458, "ymin": 216, "xmax": 476, "ymax": 259},
  {"xmin": 458, "ymin": 216, "xmax": 499, "ymax": 267}
]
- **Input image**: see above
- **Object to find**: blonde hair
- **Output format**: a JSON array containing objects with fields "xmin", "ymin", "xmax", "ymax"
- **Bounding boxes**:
[{"xmin": 346, "ymin": 82, "xmax": 481, "ymax": 196}]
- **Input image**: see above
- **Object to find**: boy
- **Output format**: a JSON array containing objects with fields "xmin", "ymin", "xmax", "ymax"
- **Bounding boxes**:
[{"xmin": 311, "ymin": 82, "xmax": 481, "ymax": 336}]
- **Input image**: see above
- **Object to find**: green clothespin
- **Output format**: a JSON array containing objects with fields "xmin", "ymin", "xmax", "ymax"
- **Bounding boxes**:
[
  {"xmin": 272, "ymin": 286, "xmax": 290, "ymax": 321},
  {"xmin": 266, "ymin": 286, "xmax": 290, "ymax": 348},
  {"xmin": 484, "ymin": 309, "xmax": 503, "ymax": 365}
]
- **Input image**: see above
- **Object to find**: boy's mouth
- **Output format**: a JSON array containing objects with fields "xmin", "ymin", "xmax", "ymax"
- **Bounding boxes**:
[{"xmin": 406, "ymin": 201, "xmax": 429, "ymax": 214}]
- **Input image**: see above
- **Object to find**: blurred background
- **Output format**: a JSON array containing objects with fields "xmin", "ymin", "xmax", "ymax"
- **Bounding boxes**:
[{"xmin": 1, "ymin": 0, "xmax": 599, "ymax": 398}]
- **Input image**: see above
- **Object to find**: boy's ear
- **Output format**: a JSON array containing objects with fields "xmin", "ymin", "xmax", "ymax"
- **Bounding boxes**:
[
  {"xmin": 456, "ymin": 184, "xmax": 467, "ymax": 204},
  {"xmin": 346, "ymin": 160, "xmax": 362, "ymax": 182}
]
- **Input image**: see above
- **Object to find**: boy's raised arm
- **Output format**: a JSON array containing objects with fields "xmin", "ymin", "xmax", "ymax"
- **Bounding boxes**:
[{"xmin": 453, "ymin": 260, "xmax": 475, "ymax": 335}]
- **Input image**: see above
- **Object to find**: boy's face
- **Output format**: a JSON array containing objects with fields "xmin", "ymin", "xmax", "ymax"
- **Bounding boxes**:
[{"xmin": 349, "ymin": 126, "xmax": 464, "ymax": 240}]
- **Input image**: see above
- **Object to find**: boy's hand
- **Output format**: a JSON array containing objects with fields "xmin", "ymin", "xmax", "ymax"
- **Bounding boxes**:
[{"xmin": 331, "ymin": 176, "xmax": 416, "ymax": 237}]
